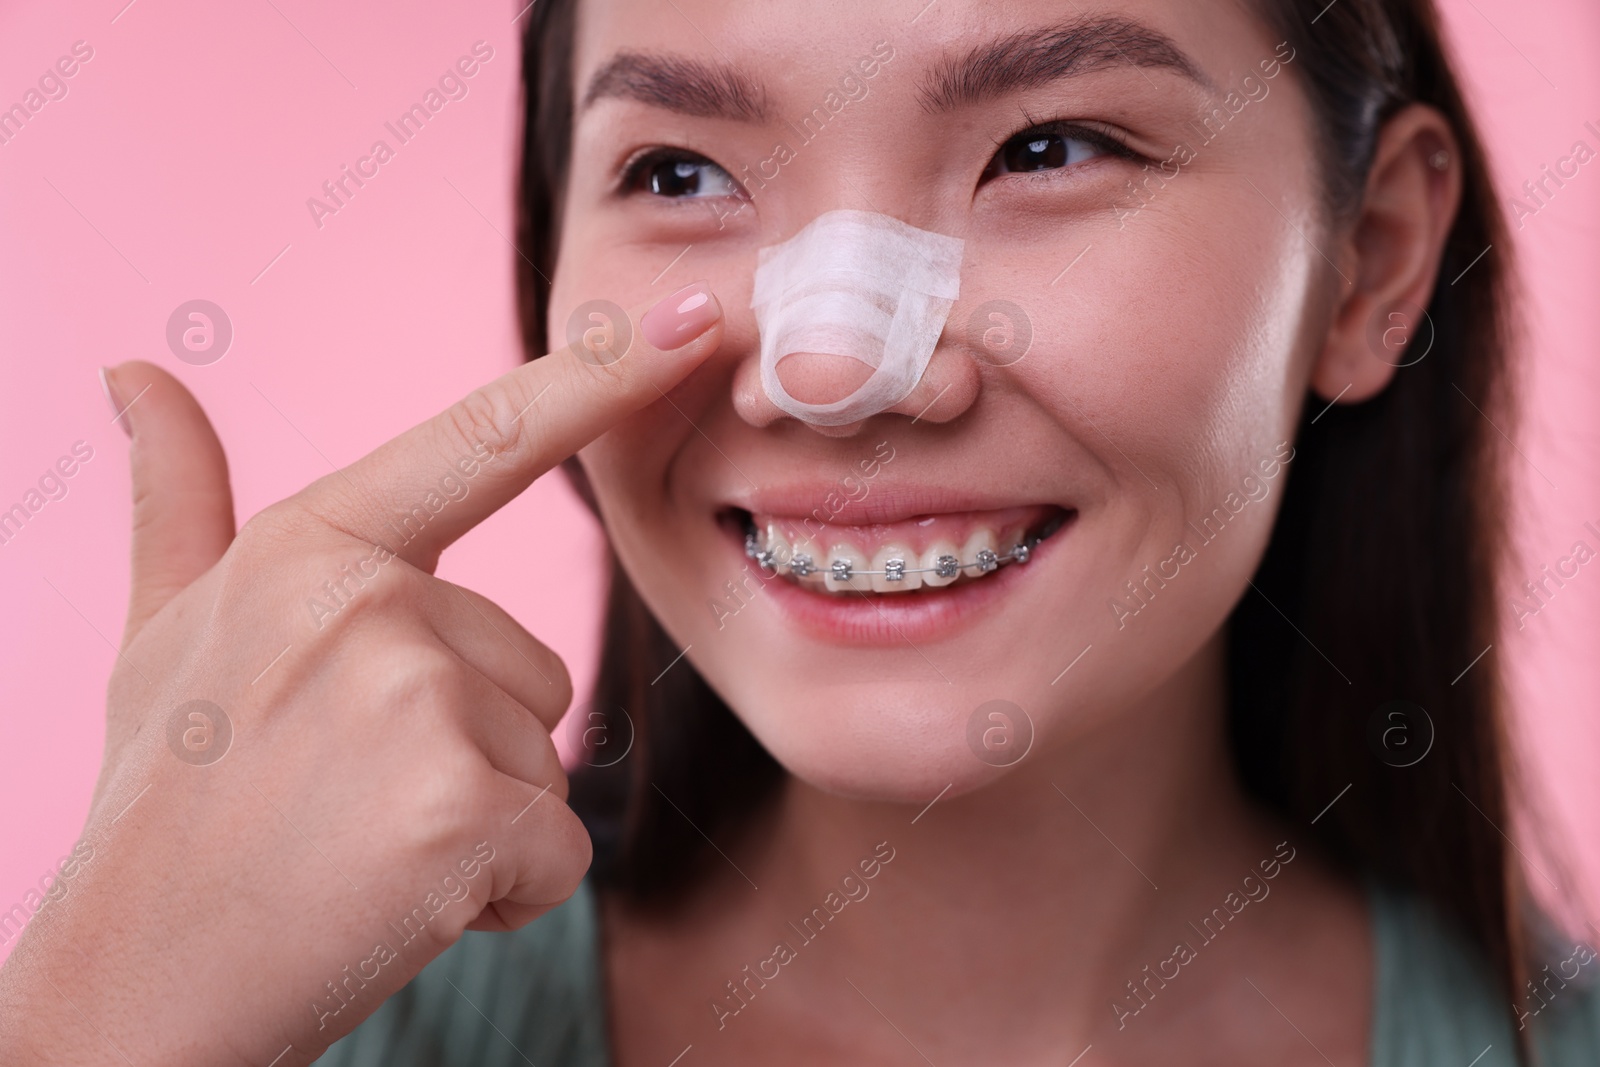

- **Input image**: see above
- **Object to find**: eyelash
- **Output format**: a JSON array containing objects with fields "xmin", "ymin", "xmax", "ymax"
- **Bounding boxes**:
[
  {"xmin": 614, "ymin": 117, "xmax": 1145, "ymax": 201},
  {"xmin": 987, "ymin": 119, "xmax": 1145, "ymax": 173},
  {"xmin": 617, "ymin": 147, "xmax": 746, "ymax": 200}
]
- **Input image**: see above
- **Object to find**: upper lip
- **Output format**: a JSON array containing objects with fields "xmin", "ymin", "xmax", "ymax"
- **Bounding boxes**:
[{"xmin": 721, "ymin": 483, "xmax": 1071, "ymax": 527}]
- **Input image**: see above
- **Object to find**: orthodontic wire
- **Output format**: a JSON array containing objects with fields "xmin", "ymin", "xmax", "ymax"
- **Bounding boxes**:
[{"xmin": 744, "ymin": 528, "xmax": 1036, "ymax": 581}]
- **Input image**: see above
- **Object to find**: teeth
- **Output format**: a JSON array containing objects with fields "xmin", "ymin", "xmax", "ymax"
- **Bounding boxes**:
[
  {"xmin": 870, "ymin": 543, "xmax": 922, "ymax": 593},
  {"xmin": 789, "ymin": 534, "xmax": 826, "ymax": 583},
  {"xmin": 920, "ymin": 538, "xmax": 962, "ymax": 587},
  {"xmin": 746, "ymin": 510, "xmax": 1061, "ymax": 595},
  {"xmin": 959, "ymin": 528, "xmax": 999, "ymax": 578},
  {"xmin": 765, "ymin": 521, "xmax": 795, "ymax": 573},
  {"xmin": 823, "ymin": 543, "xmax": 872, "ymax": 592},
  {"xmin": 1001, "ymin": 523, "xmax": 1028, "ymax": 558}
]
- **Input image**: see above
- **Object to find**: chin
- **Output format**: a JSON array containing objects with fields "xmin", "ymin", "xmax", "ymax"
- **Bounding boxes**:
[{"xmin": 723, "ymin": 684, "xmax": 1028, "ymax": 806}]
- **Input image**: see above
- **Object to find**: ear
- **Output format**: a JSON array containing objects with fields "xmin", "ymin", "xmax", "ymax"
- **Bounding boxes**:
[{"xmin": 1311, "ymin": 104, "xmax": 1463, "ymax": 403}]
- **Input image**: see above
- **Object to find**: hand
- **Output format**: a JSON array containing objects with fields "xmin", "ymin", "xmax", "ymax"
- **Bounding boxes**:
[{"xmin": 0, "ymin": 284, "xmax": 723, "ymax": 1065}]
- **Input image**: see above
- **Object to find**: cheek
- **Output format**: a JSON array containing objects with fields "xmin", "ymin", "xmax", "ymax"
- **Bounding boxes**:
[
  {"xmin": 928, "ymin": 184, "xmax": 1319, "ymax": 719},
  {"xmin": 578, "ymin": 422, "xmax": 679, "ymax": 533},
  {"xmin": 577, "ymin": 413, "xmax": 716, "ymax": 636},
  {"xmin": 983, "ymin": 187, "xmax": 1315, "ymax": 508}
]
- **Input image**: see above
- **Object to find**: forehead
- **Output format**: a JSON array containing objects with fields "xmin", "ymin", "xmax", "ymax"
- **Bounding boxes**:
[{"xmin": 570, "ymin": 0, "xmax": 1270, "ymax": 110}]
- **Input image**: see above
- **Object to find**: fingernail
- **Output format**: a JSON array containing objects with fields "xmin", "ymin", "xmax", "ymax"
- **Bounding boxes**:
[
  {"xmin": 100, "ymin": 366, "xmax": 131, "ymax": 438},
  {"xmin": 641, "ymin": 281, "xmax": 720, "ymax": 351}
]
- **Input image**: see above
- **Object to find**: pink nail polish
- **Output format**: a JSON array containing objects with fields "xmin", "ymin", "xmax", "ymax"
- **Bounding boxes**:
[
  {"xmin": 99, "ymin": 366, "xmax": 131, "ymax": 438},
  {"xmin": 642, "ymin": 282, "xmax": 720, "ymax": 351}
]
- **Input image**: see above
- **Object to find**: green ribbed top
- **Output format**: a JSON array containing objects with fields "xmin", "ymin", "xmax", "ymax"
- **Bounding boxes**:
[{"xmin": 314, "ymin": 878, "xmax": 1600, "ymax": 1066}]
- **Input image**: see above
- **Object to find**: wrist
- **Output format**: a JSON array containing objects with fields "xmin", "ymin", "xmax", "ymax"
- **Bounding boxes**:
[{"xmin": 0, "ymin": 955, "xmax": 128, "ymax": 1066}]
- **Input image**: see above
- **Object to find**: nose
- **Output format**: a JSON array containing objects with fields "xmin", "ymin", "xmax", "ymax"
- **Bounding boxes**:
[
  {"xmin": 731, "ymin": 206, "xmax": 980, "ymax": 437},
  {"xmin": 731, "ymin": 337, "xmax": 981, "ymax": 437}
]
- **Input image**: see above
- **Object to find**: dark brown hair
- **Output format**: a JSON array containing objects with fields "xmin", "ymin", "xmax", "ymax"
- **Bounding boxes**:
[{"xmin": 515, "ymin": 0, "xmax": 1537, "ymax": 1046}]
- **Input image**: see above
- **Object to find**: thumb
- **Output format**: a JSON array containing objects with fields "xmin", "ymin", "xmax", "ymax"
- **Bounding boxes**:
[{"xmin": 104, "ymin": 360, "xmax": 236, "ymax": 646}]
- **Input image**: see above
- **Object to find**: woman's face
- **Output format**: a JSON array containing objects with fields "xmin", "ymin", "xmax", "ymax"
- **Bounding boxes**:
[{"xmin": 553, "ymin": 0, "xmax": 1334, "ymax": 801}]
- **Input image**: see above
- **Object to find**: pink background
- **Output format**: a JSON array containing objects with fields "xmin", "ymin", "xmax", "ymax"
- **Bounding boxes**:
[{"xmin": 1, "ymin": 0, "xmax": 1596, "ymax": 961}]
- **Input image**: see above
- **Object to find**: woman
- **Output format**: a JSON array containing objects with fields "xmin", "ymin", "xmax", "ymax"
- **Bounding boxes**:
[{"xmin": 1, "ymin": 0, "xmax": 1595, "ymax": 1063}]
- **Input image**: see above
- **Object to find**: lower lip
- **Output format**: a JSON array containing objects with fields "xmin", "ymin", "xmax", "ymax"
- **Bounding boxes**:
[{"xmin": 721, "ymin": 517, "xmax": 1070, "ymax": 647}]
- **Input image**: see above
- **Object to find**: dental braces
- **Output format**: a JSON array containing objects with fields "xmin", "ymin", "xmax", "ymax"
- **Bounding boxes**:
[{"xmin": 744, "ymin": 530, "xmax": 1036, "ymax": 582}]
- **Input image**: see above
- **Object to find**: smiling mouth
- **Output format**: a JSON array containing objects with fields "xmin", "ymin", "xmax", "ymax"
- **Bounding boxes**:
[{"xmin": 726, "ymin": 505, "xmax": 1073, "ymax": 596}]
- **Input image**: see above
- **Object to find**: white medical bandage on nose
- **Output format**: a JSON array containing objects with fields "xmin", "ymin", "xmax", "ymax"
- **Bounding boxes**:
[{"xmin": 750, "ymin": 209, "xmax": 964, "ymax": 427}]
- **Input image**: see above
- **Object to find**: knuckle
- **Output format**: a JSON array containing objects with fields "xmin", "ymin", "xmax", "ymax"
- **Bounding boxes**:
[
  {"xmin": 299, "ymin": 553, "xmax": 425, "ymax": 644},
  {"xmin": 526, "ymin": 738, "xmax": 571, "ymax": 802},
  {"xmin": 228, "ymin": 504, "xmax": 354, "ymax": 591},
  {"xmin": 378, "ymin": 646, "xmax": 463, "ymax": 712},
  {"xmin": 336, "ymin": 557, "xmax": 415, "ymax": 615},
  {"xmin": 528, "ymin": 644, "xmax": 573, "ymax": 710},
  {"xmin": 565, "ymin": 346, "xmax": 636, "ymax": 405},
  {"xmin": 233, "ymin": 504, "xmax": 309, "ymax": 560},
  {"xmin": 403, "ymin": 747, "xmax": 490, "ymax": 849},
  {"xmin": 548, "ymin": 658, "xmax": 574, "ymax": 715},
  {"xmin": 542, "ymin": 801, "xmax": 594, "ymax": 898},
  {"xmin": 208, "ymin": 507, "xmax": 324, "ymax": 614},
  {"xmin": 545, "ymin": 759, "xmax": 573, "ymax": 805},
  {"xmin": 444, "ymin": 386, "xmax": 542, "ymax": 466}
]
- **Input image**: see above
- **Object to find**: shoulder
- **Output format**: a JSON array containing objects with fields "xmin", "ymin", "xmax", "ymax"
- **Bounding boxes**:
[
  {"xmin": 1523, "ymin": 933, "xmax": 1600, "ymax": 1066},
  {"xmin": 313, "ymin": 879, "xmax": 611, "ymax": 1067},
  {"xmin": 1369, "ymin": 881, "xmax": 1600, "ymax": 1067}
]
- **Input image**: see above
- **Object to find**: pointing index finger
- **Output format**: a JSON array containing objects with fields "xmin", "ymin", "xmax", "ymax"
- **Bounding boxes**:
[{"xmin": 297, "ymin": 282, "xmax": 722, "ymax": 570}]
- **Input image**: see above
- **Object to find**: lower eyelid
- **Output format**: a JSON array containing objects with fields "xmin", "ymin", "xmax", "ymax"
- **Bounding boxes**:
[
  {"xmin": 625, "ymin": 195, "xmax": 748, "ymax": 229},
  {"xmin": 986, "ymin": 154, "xmax": 1125, "ymax": 188},
  {"xmin": 644, "ymin": 181, "xmax": 743, "ymax": 203}
]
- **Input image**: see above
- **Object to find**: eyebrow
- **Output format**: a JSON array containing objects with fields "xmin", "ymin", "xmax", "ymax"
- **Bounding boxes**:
[
  {"xmin": 579, "ymin": 17, "xmax": 1208, "ymax": 124},
  {"xmin": 917, "ymin": 15, "xmax": 1215, "ymax": 112},
  {"xmin": 582, "ymin": 50, "xmax": 769, "ymax": 121}
]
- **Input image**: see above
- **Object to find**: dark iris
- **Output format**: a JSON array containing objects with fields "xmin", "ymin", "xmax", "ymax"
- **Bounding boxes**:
[
  {"xmin": 649, "ymin": 159, "xmax": 707, "ymax": 196},
  {"xmin": 1002, "ymin": 132, "xmax": 1069, "ymax": 172}
]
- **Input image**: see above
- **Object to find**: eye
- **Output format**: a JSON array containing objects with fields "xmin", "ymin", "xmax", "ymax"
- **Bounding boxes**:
[
  {"xmin": 981, "ymin": 122, "xmax": 1134, "ymax": 181},
  {"xmin": 622, "ymin": 148, "xmax": 742, "ymax": 200}
]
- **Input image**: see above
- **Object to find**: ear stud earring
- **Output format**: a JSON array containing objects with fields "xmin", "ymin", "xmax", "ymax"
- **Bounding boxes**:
[{"xmin": 1428, "ymin": 150, "xmax": 1450, "ymax": 171}]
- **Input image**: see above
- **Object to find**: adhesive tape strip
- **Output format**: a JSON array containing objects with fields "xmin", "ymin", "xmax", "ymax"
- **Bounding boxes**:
[{"xmin": 750, "ymin": 209, "xmax": 964, "ymax": 426}]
